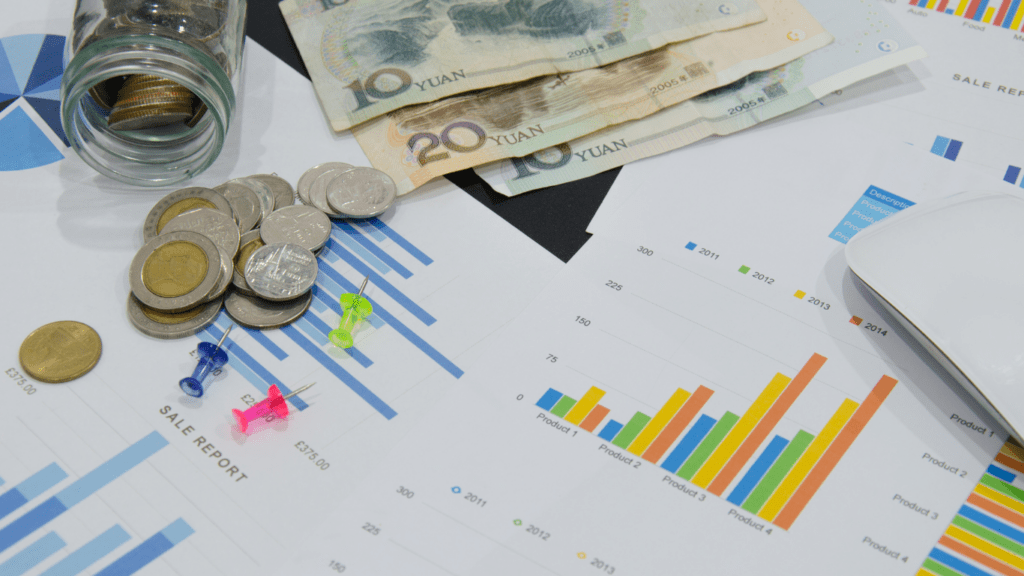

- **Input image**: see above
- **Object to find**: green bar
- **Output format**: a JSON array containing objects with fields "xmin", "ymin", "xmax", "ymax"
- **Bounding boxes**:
[
  {"xmin": 952, "ymin": 515, "xmax": 1024, "ymax": 557},
  {"xmin": 741, "ymin": 430, "xmax": 815, "ymax": 514},
  {"xmin": 739, "ymin": 266, "xmax": 751, "ymax": 274},
  {"xmin": 922, "ymin": 558, "xmax": 964, "ymax": 576},
  {"xmin": 550, "ymin": 396, "xmax": 578, "ymax": 418},
  {"xmin": 677, "ymin": 412, "xmax": 740, "ymax": 480},
  {"xmin": 611, "ymin": 412, "xmax": 652, "ymax": 449},
  {"xmin": 979, "ymin": 474, "xmax": 1024, "ymax": 502}
]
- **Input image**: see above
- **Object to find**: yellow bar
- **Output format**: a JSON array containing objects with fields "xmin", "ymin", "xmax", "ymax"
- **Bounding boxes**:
[
  {"xmin": 946, "ymin": 525, "xmax": 1024, "ymax": 570},
  {"xmin": 976, "ymin": 484, "xmax": 1024, "ymax": 516},
  {"xmin": 925, "ymin": 0, "xmax": 937, "ymax": 8},
  {"xmin": 983, "ymin": 6, "xmax": 996, "ymax": 22},
  {"xmin": 564, "ymin": 386, "xmax": 606, "ymax": 425},
  {"xmin": 627, "ymin": 388, "xmax": 690, "ymax": 455},
  {"xmin": 691, "ymin": 373, "xmax": 792, "ymax": 488},
  {"xmin": 759, "ymin": 399, "xmax": 859, "ymax": 522},
  {"xmin": 1013, "ymin": 3, "xmax": 1024, "ymax": 29},
  {"xmin": 955, "ymin": 0, "xmax": 971, "ymax": 16}
]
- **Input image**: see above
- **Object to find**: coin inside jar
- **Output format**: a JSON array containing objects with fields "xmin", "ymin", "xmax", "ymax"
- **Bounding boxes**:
[
  {"xmin": 213, "ymin": 181, "xmax": 262, "ymax": 232},
  {"xmin": 143, "ymin": 187, "xmax": 234, "ymax": 241},
  {"xmin": 325, "ymin": 167, "xmax": 398, "ymax": 218},
  {"xmin": 297, "ymin": 162, "xmax": 353, "ymax": 206},
  {"xmin": 19, "ymin": 321, "xmax": 102, "ymax": 383},
  {"xmin": 259, "ymin": 205, "xmax": 332, "ymax": 252},
  {"xmin": 244, "ymin": 243, "xmax": 318, "ymax": 301},
  {"xmin": 127, "ymin": 294, "xmax": 223, "ymax": 339},
  {"xmin": 224, "ymin": 290, "xmax": 312, "ymax": 329},
  {"xmin": 130, "ymin": 231, "xmax": 222, "ymax": 312},
  {"xmin": 233, "ymin": 229, "xmax": 264, "ymax": 294}
]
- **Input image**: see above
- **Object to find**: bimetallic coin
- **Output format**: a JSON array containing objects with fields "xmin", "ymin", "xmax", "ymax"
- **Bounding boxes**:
[
  {"xmin": 259, "ymin": 205, "xmax": 331, "ymax": 251},
  {"xmin": 297, "ymin": 162, "xmax": 353, "ymax": 206},
  {"xmin": 203, "ymin": 244, "xmax": 233, "ymax": 303},
  {"xmin": 143, "ymin": 187, "xmax": 233, "ymax": 241},
  {"xmin": 19, "ymin": 321, "xmax": 102, "ymax": 383},
  {"xmin": 326, "ymin": 167, "xmax": 398, "ymax": 218},
  {"xmin": 224, "ymin": 291, "xmax": 312, "ymax": 329},
  {"xmin": 244, "ymin": 243, "xmax": 318, "ymax": 301},
  {"xmin": 310, "ymin": 167, "xmax": 352, "ymax": 216},
  {"xmin": 233, "ymin": 177, "xmax": 275, "ymax": 223},
  {"xmin": 127, "ymin": 294, "xmax": 222, "ymax": 339},
  {"xmin": 249, "ymin": 174, "xmax": 295, "ymax": 210},
  {"xmin": 130, "ymin": 231, "xmax": 222, "ymax": 312},
  {"xmin": 161, "ymin": 207, "xmax": 240, "ymax": 258},
  {"xmin": 233, "ymin": 230, "xmax": 264, "ymax": 295},
  {"xmin": 213, "ymin": 182, "xmax": 262, "ymax": 232}
]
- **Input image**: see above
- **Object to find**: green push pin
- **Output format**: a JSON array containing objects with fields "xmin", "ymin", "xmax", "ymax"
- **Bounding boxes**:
[{"xmin": 329, "ymin": 275, "xmax": 373, "ymax": 348}]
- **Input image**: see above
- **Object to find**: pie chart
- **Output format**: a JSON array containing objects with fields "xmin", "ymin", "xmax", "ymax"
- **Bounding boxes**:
[{"xmin": 0, "ymin": 34, "xmax": 68, "ymax": 171}]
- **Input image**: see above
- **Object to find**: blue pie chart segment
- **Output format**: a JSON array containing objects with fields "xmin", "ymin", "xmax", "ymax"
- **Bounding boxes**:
[{"xmin": 0, "ymin": 33, "xmax": 69, "ymax": 171}]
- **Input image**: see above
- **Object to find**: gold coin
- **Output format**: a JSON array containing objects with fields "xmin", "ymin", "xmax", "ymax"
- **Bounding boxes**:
[
  {"xmin": 142, "ymin": 241, "xmax": 210, "ymax": 297},
  {"xmin": 19, "ymin": 321, "xmax": 102, "ymax": 384},
  {"xmin": 140, "ymin": 301, "xmax": 206, "ymax": 325},
  {"xmin": 234, "ymin": 235, "xmax": 265, "ymax": 275},
  {"xmin": 156, "ymin": 197, "xmax": 217, "ymax": 233},
  {"xmin": 187, "ymin": 101, "xmax": 208, "ymax": 128}
]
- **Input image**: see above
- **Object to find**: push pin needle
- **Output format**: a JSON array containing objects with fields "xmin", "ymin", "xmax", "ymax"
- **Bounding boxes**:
[
  {"xmin": 329, "ymin": 275, "xmax": 372, "ymax": 349},
  {"xmin": 232, "ymin": 382, "xmax": 316, "ymax": 433},
  {"xmin": 180, "ymin": 325, "xmax": 233, "ymax": 398}
]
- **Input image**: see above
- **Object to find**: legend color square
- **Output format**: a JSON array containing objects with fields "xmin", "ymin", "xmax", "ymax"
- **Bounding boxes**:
[
  {"xmin": 685, "ymin": 242, "xmax": 697, "ymax": 251},
  {"xmin": 794, "ymin": 290, "xmax": 806, "ymax": 299},
  {"xmin": 850, "ymin": 316, "xmax": 863, "ymax": 326},
  {"xmin": 739, "ymin": 266, "xmax": 750, "ymax": 274}
]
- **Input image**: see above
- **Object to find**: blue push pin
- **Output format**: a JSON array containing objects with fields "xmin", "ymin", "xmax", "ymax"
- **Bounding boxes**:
[{"xmin": 180, "ymin": 325, "xmax": 233, "ymax": 397}]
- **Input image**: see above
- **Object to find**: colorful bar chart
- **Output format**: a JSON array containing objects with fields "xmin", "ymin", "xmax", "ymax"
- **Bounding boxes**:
[
  {"xmin": 911, "ymin": 0, "xmax": 1024, "ymax": 28},
  {"xmin": 919, "ymin": 441, "xmax": 1024, "ymax": 576},
  {"xmin": 535, "ymin": 353, "xmax": 899, "ymax": 529},
  {"xmin": 931, "ymin": 136, "xmax": 964, "ymax": 161}
]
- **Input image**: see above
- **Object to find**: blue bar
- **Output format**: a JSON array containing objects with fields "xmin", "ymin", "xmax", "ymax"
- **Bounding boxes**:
[
  {"xmin": 946, "ymin": 8, "xmax": 954, "ymax": 12},
  {"xmin": 1005, "ymin": 166, "xmax": 1021, "ymax": 184},
  {"xmin": 95, "ymin": 519, "xmax": 193, "ymax": 576},
  {"xmin": 945, "ymin": 139, "xmax": 963, "ymax": 161},
  {"xmin": 323, "ymin": 243, "xmax": 435, "ymax": 326},
  {"xmin": 40, "ymin": 525, "xmax": 131, "ymax": 576},
  {"xmin": 367, "ymin": 218, "xmax": 433, "ymax": 265},
  {"xmin": 280, "ymin": 325, "xmax": 397, "ymax": 419},
  {"xmin": 0, "ymin": 463, "xmax": 67, "ymax": 521},
  {"xmin": 0, "ymin": 432, "xmax": 166, "ymax": 554},
  {"xmin": 536, "ymin": 388, "xmax": 564, "ymax": 411},
  {"xmin": 727, "ymin": 435, "xmax": 789, "ymax": 506},
  {"xmin": 597, "ymin": 420, "xmax": 624, "ymax": 442},
  {"xmin": 661, "ymin": 415, "xmax": 718, "ymax": 474},
  {"xmin": 204, "ymin": 324, "xmax": 309, "ymax": 411},
  {"xmin": 959, "ymin": 505, "xmax": 1024, "ymax": 545},
  {"xmin": 334, "ymin": 222, "xmax": 412, "ymax": 278},
  {"xmin": 354, "ymin": 220, "xmax": 388, "ymax": 242},
  {"xmin": 0, "ymin": 532, "xmax": 65, "ymax": 576},
  {"xmin": 295, "ymin": 314, "xmax": 374, "ymax": 368},
  {"xmin": 310, "ymin": 297, "xmax": 327, "ymax": 313},
  {"xmin": 987, "ymin": 464, "xmax": 1016, "ymax": 483},
  {"xmin": 313, "ymin": 281, "xmax": 384, "ymax": 329},
  {"xmin": 928, "ymin": 547, "xmax": 994, "ymax": 576},
  {"xmin": 329, "ymin": 230, "xmax": 394, "ymax": 276},
  {"xmin": 240, "ymin": 326, "xmax": 288, "ymax": 361},
  {"xmin": 317, "ymin": 262, "xmax": 462, "ymax": 378},
  {"xmin": 1003, "ymin": 0, "xmax": 1022, "ymax": 26},
  {"xmin": 973, "ymin": 0, "xmax": 990, "ymax": 20},
  {"xmin": 931, "ymin": 136, "xmax": 951, "ymax": 156}
]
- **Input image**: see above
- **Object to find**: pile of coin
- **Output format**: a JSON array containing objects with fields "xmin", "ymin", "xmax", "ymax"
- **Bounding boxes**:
[
  {"xmin": 90, "ymin": 74, "xmax": 208, "ymax": 132},
  {"xmin": 128, "ymin": 164, "xmax": 398, "ymax": 339}
]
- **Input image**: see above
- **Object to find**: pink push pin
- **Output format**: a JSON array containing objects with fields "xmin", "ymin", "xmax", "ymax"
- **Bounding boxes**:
[{"xmin": 232, "ymin": 382, "xmax": 316, "ymax": 433}]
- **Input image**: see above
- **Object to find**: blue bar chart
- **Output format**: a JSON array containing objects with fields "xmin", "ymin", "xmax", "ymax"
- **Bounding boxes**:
[
  {"xmin": 931, "ymin": 135, "xmax": 964, "ymax": 161},
  {"xmin": 94, "ymin": 519, "xmax": 193, "ymax": 576}
]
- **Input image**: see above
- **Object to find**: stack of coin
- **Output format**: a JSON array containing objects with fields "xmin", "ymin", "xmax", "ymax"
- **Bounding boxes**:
[
  {"xmin": 106, "ymin": 74, "xmax": 208, "ymax": 131},
  {"xmin": 127, "ymin": 165, "xmax": 398, "ymax": 339}
]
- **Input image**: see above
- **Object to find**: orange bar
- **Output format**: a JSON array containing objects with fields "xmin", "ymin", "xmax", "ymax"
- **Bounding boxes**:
[
  {"xmin": 580, "ymin": 405, "xmax": 610, "ymax": 433},
  {"xmin": 939, "ymin": 535, "xmax": 1024, "ymax": 576},
  {"xmin": 707, "ymin": 353, "xmax": 827, "ymax": 495},
  {"xmin": 774, "ymin": 375, "xmax": 898, "ymax": 530},
  {"xmin": 997, "ymin": 453, "xmax": 1024, "ymax": 475},
  {"xmin": 642, "ymin": 385, "xmax": 713, "ymax": 463},
  {"xmin": 969, "ymin": 492, "xmax": 1024, "ymax": 529}
]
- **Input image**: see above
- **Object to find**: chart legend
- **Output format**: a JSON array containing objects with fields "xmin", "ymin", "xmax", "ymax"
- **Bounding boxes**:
[{"xmin": 850, "ymin": 316, "xmax": 864, "ymax": 326}]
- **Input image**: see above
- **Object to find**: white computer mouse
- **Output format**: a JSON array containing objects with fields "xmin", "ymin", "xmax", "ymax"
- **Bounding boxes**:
[{"xmin": 845, "ymin": 190, "xmax": 1024, "ymax": 439}]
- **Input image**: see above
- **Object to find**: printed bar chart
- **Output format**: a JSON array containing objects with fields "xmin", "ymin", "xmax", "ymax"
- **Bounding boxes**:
[
  {"xmin": 912, "ymin": 0, "xmax": 1024, "ymax": 26},
  {"xmin": 931, "ymin": 136, "xmax": 964, "ymax": 161},
  {"xmin": 0, "ymin": 463, "xmax": 67, "ymax": 521},
  {"xmin": 0, "ymin": 531, "xmax": 65, "ymax": 576},
  {"xmin": 920, "ymin": 440, "xmax": 1024, "ymax": 576},
  {"xmin": 534, "ymin": 353, "xmax": 898, "ymax": 529},
  {"xmin": 39, "ymin": 525, "xmax": 131, "ymax": 576},
  {"xmin": 94, "ymin": 519, "xmax": 194, "ymax": 576}
]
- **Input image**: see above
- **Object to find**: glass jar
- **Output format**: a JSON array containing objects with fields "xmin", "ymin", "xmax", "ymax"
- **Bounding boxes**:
[{"xmin": 61, "ymin": 0, "xmax": 247, "ymax": 186}]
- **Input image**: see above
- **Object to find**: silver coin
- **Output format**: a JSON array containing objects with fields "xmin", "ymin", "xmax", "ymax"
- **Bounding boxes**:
[
  {"xmin": 233, "ymin": 177, "xmax": 275, "ymax": 223},
  {"xmin": 214, "ymin": 181, "xmax": 262, "ymax": 232},
  {"xmin": 259, "ymin": 205, "xmax": 332, "ymax": 251},
  {"xmin": 142, "ymin": 187, "xmax": 233, "ymax": 242},
  {"xmin": 129, "ymin": 231, "xmax": 222, "ymax": 312},
  {"xmin": 224, "ymin": 290, "xmax": 312, "ymax": 329},
  {"xmin": 161, "ymin": 207, "xmax": 241, "ymax": 258},
  {"xmin": 127, "ymin": 294, "xmax": 223, "ymax": 339},
  {"xmin": 310, "ymin": 167, "xmax": 353, "ymax": 216},
  {"xmin": 203, "ymin": 244, "xmax": 233, "ymax": 303},
  {"xmin": 326, "ymin": 168, "xmax": 398, "ymax": 218},
  {"xmin": 249, "ymin": 173, "xmax": 295, "ymax": 211},
  {"xmin": 244, "ymin": 243, "xmax": 318, "ymax": 301},
  {"xmin": 232, "ymin": 229, "xmax": 264, "ymax": 295},
  {"xmin": 298, "ymin": 162, "xmax": 353, "ymax": 206}
]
